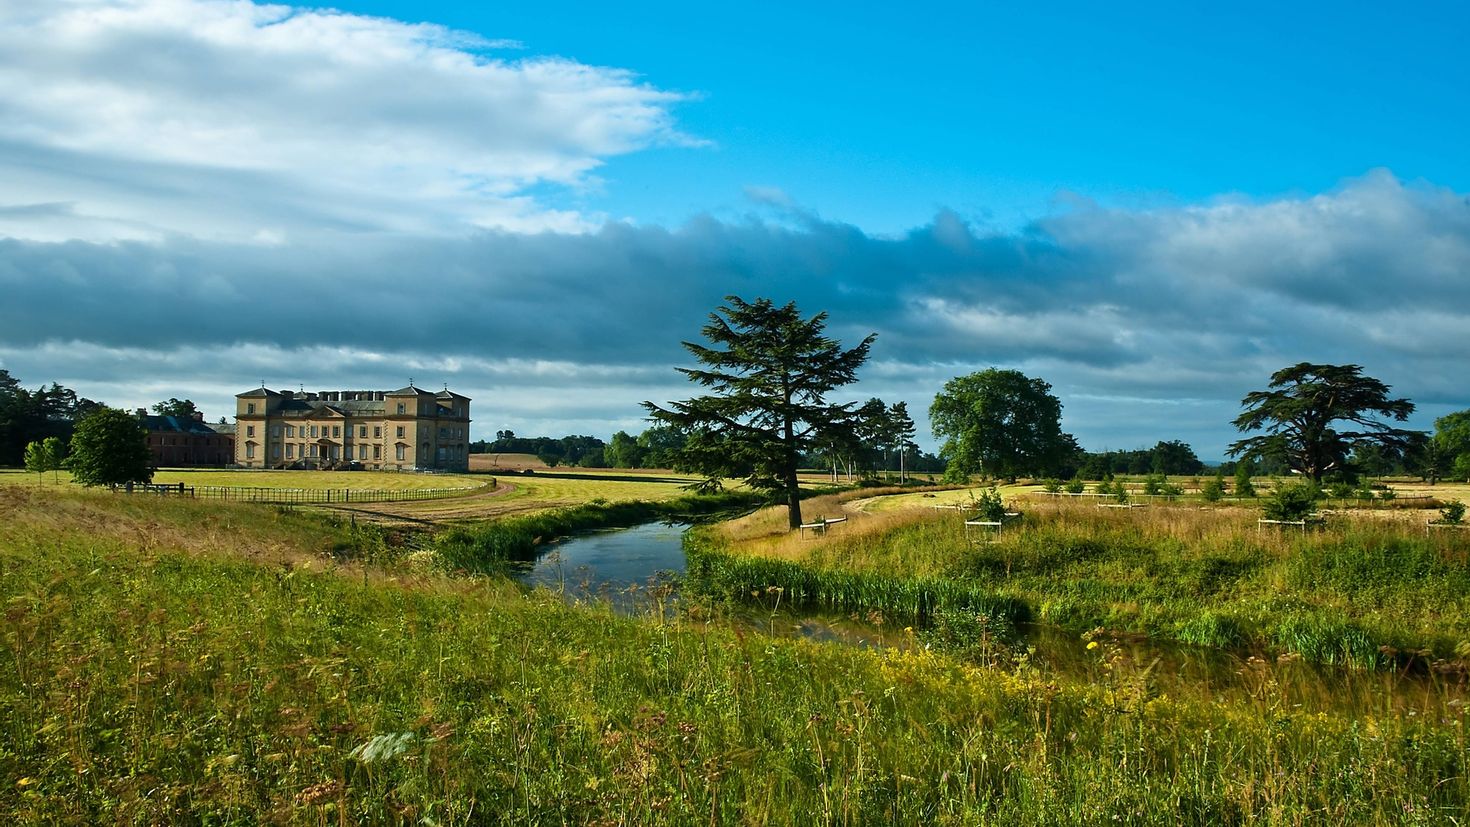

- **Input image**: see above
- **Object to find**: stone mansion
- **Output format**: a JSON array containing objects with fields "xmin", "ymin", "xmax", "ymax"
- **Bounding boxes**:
[{"xmin": 234, "ymin": 385, "xmax": 471, "ymax": 471}]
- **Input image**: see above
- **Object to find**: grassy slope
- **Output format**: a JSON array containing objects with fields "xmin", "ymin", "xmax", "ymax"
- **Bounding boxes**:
[
  {"xmin": 2, "ymin": 488, "xmax": 1466, "ymax": 823},
  {"xmin": 710, "ymin": 499, "xmax": 1470, "ymax": 667}
]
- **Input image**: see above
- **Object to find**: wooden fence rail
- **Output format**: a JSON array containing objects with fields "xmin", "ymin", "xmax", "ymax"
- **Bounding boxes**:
[{"xmin": 111, "ymin": 480, "xmax": 494, "ymax": 505}]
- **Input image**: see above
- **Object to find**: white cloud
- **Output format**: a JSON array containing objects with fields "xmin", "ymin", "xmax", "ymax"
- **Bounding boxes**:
[{"xmin": 0, "ymin": 0, "xmax": 692, "ymax": 240}]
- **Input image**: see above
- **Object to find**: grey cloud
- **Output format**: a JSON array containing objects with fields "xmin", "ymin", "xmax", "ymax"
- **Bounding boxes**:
[{"xmin": 3, "ymin": 172, "xmax": 1468, "ymax": 457}]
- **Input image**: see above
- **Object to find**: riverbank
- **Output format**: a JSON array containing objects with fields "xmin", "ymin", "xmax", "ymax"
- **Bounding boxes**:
[
  {"xmin": 2, "ymin": 486, "xmax": 1466, "ymax": 823},
  {"xmin": 704, "ymin": 497, "xmax": 1470, "ymax": 669}
]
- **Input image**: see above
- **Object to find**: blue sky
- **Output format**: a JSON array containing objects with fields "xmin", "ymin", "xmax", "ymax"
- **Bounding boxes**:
[
  {"xmin": 311, "ymin": 1, "xmax": 1470, "ymax": 231},
  {"xmin": 1, "ymin": 0, "xmax": 1467, "ymax": 459}
]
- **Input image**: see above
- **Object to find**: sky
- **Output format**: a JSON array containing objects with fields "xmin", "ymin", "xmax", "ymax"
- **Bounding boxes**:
[{"xmin": 1, "ymin": 0, "xmax": 1468, "ymax": 460}]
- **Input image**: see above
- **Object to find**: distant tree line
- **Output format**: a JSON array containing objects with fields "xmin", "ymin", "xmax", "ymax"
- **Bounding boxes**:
[
  {"xmin": 469, "ymin": 432, "xmax": 610, "ymax": 468},
  {"xmin": 0, "ymin": 369, "xmax": 105, "ymax": 466},
  {"xmin": 1072, "ymin": 441, "xmax": 1205, "ymax": 479}
]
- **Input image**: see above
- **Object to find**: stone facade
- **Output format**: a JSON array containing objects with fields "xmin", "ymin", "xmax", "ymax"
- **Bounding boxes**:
[{"xmin": 234, "ymin": 385, "xmax": 471, "ymax": 471}]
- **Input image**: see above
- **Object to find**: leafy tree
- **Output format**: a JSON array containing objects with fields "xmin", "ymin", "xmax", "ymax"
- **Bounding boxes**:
[
  {"xmin": 1149, "ymin": 440, "xmax": 1204, "ymax": 476},
  {"xmin": 1411, "ymin": 439, "xmax": 1450, "ymax": 485},
  {"xmin": 887, "ymin": 401, "xmax": 918, "ymax": 483},
  {"xmin": 0, "ymin": 370, "xmax": 102, "ymax": 466},
  {"xmin": 1234, "ymin": 462, "xmax": 1257, "ymax": 498},
  {"xmin": 929, "ymin": 369, "xmax": 1076, "ymax": 483},
  {"xmin": 23, "ymin": 440, "xmax": 52, "ymax": 483},
  {"xmin": 605, "ymin": 431, "xmax": 645, "ymax": 468},
  {"xmin": 42, "ymin": 436, "xmax": 65, "ymax": 482},
  {"xmin": 577, "ymin": 446, "xmax": 608, "ymax": 468},
  {"xmin": 1201, "ymin": 470, "xmax": 1226, "ymax": 503},
  {"xmin": 151, "ymin": 398, "xmax": 200, "ymax": 417},
  {"xmin": 635, "ymin": 426, "xmax": 686, "ymax": 469},
  {"xmin": 1433, "ymin": 410, "xmax": 1470, "ymax": 482},
  {"xmin": 1228, "ymin": 363, "xmax": 1423, "ymax": 483},
  {"xmin": 68, "ymin": 408, "xmax": 152, "ymax": 487},
  {"xmin": 644, "ymin": 296, "xmax": 876, "ymax": 530}
]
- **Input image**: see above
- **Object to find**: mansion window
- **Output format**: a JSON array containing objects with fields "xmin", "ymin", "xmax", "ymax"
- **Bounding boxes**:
[
  {"xmin": 359, "ymin": 426, "xmax": 368, "ymax": 438},
  {"xmin": 397, "ymin": 403, "xmax": 405, "ymax": 414},
  {"xmin": 246, "ymin": 425, "xmax": 255, "ymax": 437},
  {"xmin": 396, "ymin": 445, "xmax": 405, "ymax": 461},
  {"xmin": 396, "ymin": 426, "xmax": 405, "ymax": 438}
]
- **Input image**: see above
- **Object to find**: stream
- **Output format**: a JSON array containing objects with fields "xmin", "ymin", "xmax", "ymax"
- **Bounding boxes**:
[{"xmin": 512, "ymin": 522, "xmax": 1469, "ymax": 719}]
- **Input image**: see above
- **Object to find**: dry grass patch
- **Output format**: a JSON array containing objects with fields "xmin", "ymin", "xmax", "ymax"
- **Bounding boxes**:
[{"xmin": 0, "ymin": 486, "xmax": 352, "ymax": 568}]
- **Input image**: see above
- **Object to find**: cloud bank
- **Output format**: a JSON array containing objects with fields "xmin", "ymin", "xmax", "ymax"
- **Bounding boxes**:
[{"xmin": 4, "ymin": 171, "xmax": 1468, "ymax": 454}]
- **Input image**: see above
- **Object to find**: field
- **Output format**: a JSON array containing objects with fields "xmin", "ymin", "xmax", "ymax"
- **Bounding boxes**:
[
  {"xmin": 0, "ymin": 466, "xmax": 727, "ymax": 527},
  {"xmin": 3, "ymin": 485, "xmax": 1467, "ymax": 823},
  {"xmin": 0, "ymin": 467, "xmax": 483, "ymax": 491},
  {"xmin": 709, "ymin": 495, "xmax": 1470, "ymax": 668}
]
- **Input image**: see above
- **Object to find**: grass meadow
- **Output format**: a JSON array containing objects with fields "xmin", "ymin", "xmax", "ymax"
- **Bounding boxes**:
[
  {"xmin": 2, "ymin": 485, "xmax": 1467, "ymax": 823},
  {"xmin": 707, "ymin": 497, "xmax": 1470, "ymax": 669}
]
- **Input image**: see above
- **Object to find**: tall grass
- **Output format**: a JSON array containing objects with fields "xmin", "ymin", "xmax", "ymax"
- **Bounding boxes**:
[
  {"xmin": 713, "ymin": 500, "xmax": 1470, "ymax": 668},
  {"xmin": 2, "ymin": 488, "xmax": 1467, "ymax": 823}
]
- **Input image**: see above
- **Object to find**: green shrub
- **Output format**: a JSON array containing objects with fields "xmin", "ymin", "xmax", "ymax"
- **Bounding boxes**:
[
  {"xmin": 1064, "ymin": 478, "xmax": 1086, "ymax": 494},
  {"xmin": 1262, "ymin": 481, "xmax": 1322, "ymax": 521},
  {"xmin": 1200, "ymin": 473, "xmax": 1225, "ymax": 503},
  {"xmin": 1440, "ymin": 500, "xmax": 1466, "ymax": 525},
  {"xmin": 969, "ymin": 486, "xmax": 1007, "ymax": 522},
  {"xmin": 1234, "ymin": 465, "xmax": 1257, "ymax": 497}
]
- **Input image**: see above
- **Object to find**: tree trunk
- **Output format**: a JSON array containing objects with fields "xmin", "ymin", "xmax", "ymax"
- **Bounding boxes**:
[{"xmin": 786, "ymin": 464, "xmax": 803, "ymax": 529}]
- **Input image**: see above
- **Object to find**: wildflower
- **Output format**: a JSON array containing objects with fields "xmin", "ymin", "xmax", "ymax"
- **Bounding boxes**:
[{"xmin": 1087, "ymin": 641, "xmax": 1099, "ymax": 650}]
